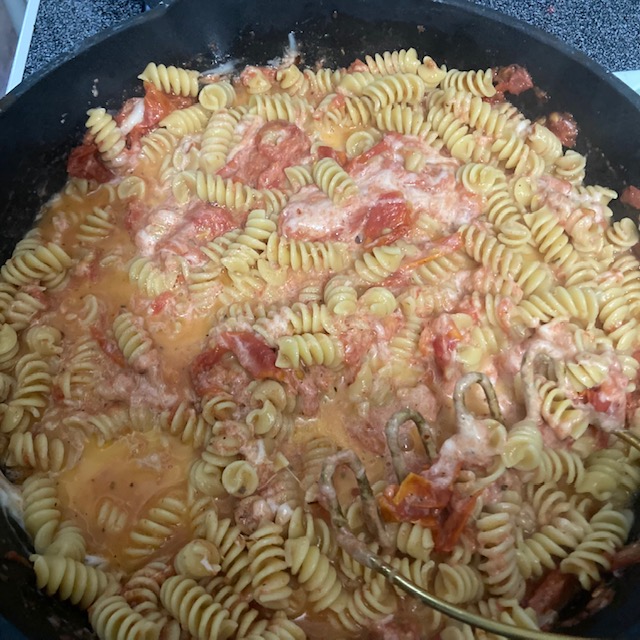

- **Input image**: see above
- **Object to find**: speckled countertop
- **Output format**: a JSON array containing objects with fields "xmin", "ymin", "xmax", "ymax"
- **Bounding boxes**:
[{"xmin": 24, "ymin": 0, "xmax": 640, "ymax": 77}]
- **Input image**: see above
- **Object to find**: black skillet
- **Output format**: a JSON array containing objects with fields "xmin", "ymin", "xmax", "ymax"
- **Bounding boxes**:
[{"xmin": 1, "ymin": 0, "xmax": 640, "ymax": 637}]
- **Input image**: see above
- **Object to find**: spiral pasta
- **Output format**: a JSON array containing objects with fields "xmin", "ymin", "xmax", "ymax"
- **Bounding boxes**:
[
  {"xmin": 312, "ymin": 157, "xmax": 358, "ymax": 204},
  {"xmin": 138, "ymin": 62, "xmax": 199, "ymax": 97},
  {"xmin": 85, "ymin": 108, "xmax": 126, "ymax": 164},
  {"xmin": 31, "ymin": 555, "xmax": 114, "ymax": 609}
]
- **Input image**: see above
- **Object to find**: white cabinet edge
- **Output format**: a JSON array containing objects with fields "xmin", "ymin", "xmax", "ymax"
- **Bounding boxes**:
[
  {"xmin": 615, "ymin": 70, "xmax": 640, "ymax": 95},
  {"xmin": 6, "ymin": 0, "xmax": 41, "ymax": 93}
]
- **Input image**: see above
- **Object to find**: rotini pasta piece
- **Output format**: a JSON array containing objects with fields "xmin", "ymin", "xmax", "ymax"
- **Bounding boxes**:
[
  {"xmin": 173, "ymin": 171, "xmax": 260, "ymax": 210},
  {"xmin": 116, "ymin": 175, "xmax": 146, "ymax": 200},
  {"xmin": 275, "ymin": 333, "xmax": 343, "ymax": 369},
  {"xmin": 411, "ymin": 251, "xmax": 474, "ymax": 286},
  {"xmin": 417, "ymin": 55, "xmax": 447, "ymax": 87},
  {"xmin": 47, "ymin": 521, "xmax": 87, "ymax": 561},
  {"xmin": 221, "ymin": 459, "xmax": 259, "ymax": 497},
  {"xmin": 323, "ymin": 274, "xmax": 358, "ymax": 315},
  {"xmin": 459, "ymin": 224, "xmax": 523, "ymax": 281},
  {"xmin": 189, "ymin": 459, "xmax": 225, "ymax": 497},
  {"xmin": 515, "ymin": 286, "xmax": 599, "ymax": 329},
  {"xmin": 476, "ymin": 509, "xmax": 524, "ymax": 599},
  {"xmin": 1, "ymin": 242, "xmax": 72, "ymax": 288},
  {"xmin": 471, "ymin": 598, "xmax": 539, "ymax": 633},
  {"xmin": 97, "ymin": 496, "xmax": 129, "ymax": 534},
  {"xmin": 159, "ymin": 104, "xmax": 209, "ymax": 137},
  {"xmin": 502, "ymin": 419, "xmax": 543, "ymax": 471},
  {"xmin": 174, "ymin": 539, "xmax": 221, "ymax": 579},
  {"xmin": 531, "ymin": 448, "xmax": 586, "ymax": 485},
  {"xmin": 31, "ymin": 555, "xmax": 114, "ymax": 609},
  {"xmin": 490, "ymin": 133, "xmax": 545, "ymax": 177},
  {"xmin": 160, "ymin": 575, "xmax": 237, "ymax": 640},
  {"xmin": 201, "ymin": 392, "xmax": 237, "ymax": 423},
  {"xmin": 202, "ymin": 576, "xmax": 268, "ymax": 638},
  {"xmin": 333, "ymin": 578, "xmax": 397, "ymax": 633},
  {"xmin": 483, "ymin": 185, "xmax": 522, "ymax": 229},
  {"xmin": 456, "ymin": 163, "xmax": 506, "ymax": 195},
  {"xmin": 247, "ymin": 523, "xmax": 292, "ymax": 608},
  {"xmin": 312, "ymin": 157, "xmax": 358, "ymax": 205},
  {"xmin": 77, "ymin": 206, "xmax": 114, "ymax": 243},
  {"xmin": 284, "ymin": 164, "xmax": 314, "ymax": 191},
  {"xmin": 301, "ymin": 436, "xmax": 337, "ymax": 502},
  {"xmin": 6, "ymin": 432, "xmax": 66, "ymax": 471},
  {"xmin": 364, "ymin": 48, "xmax": 421, "ymax": 75},
  {"xmin": 2, "ymin": 351, "xmax": 52, "ymax": 434},
  {"xmin": 554, "ymin": 150, "xmax": 586, "ymax": 185},
  {"xmin": 426, "ymin": 106, "xmax": 475, "ymax": 162},
  {"xmin": 248, "ymin": 94, "xmax": 309, "ymax": 123},
  {"xmin": 497, "ymin": 220, "xmax": 531, "ymax": 247},
  {"xmin": 125, "ymin": 492, "xmax": 187, "ymax": 562},
  {"xmin": 433, "ymin": 563, "xmax": 484, "ymax": 604},
  {"xmin": 326, "ymin": 95, "xmax": 376, "ymax": 126},
  {"xmin": 285, "ymin": 536, "xmax": 344, "ymax": 612},
  {"xmin": 112, "ymin": 311, "xmax": 153, "ymax": 372},
  {"xmin": 199, "ymin": 108, "xmax": 242, "ymax": 172},
  {"xmin": 359, "ymin": 286, "xmax": 397, "ymax": 316},
  {"xmin": 577, "ymin": 447, "xmax": 640, "ymax": 502},
  {"xmin": 85, "ymin": 108, "xmax": 126, "ymax": 164},
  {"xmin": 528, "ymin": 123, "xmax": 563, "ymax": 165},
  {"xmin": 441, "ymin": 67, "xmax": 496, "ymax": 97},
  {"xmin": 198, "ymin": 81, "xmax": 235, "ymax": 110},
  {"xmin": 536, "ymin": 377, "xmax": 589, "ymax": 440},
  {"xmin": 90, "ymin": 594, "xmax": 161, "ymax": 640},
  {"xmin": 361, "ymin": 73, "xmax": 426, "ymax": 109},
  {"xmin": 355, "ymin": 245, "xmax": 403, "ymax": 283},
  {"xmin": 249, "ymin": 378, "xmax": 294, "ymax": 413},
  {"xmin": 203, "ymin": 510, "xmax": 252, "ymax": 590},
  {"xmin": 386, "ymin": 313, "xmax": 423, "ymax": 387},
  {"xmin": 285, "ymin": 301, "xmax": 334, "ymax": 334},
  {"xmin": 128, "ymin": 257, "xmax": 178, "ymax": 298},
  {"xmin": 344, "ymin": 128, "xmax": 382, "ymax": 158},
  {"xmin": 0, "ymin": 323, "xmax": 19, "ymax": 372},
  {"xmin": 556, "ymin": 354, "xmax": 609, "ymax": 392},
  {"xmin": 22, "ymin": 473, "xmax": 62, "ymax": 553},
  {"xmin": 560, "ymin": 505, "xmax": 633, "ymax": 589},
  {"xmin": 265, "ymin": 233, "xmax": 347, "ymax": 272},
  {"xmin": 337, "ymin": 71, "xmax": 376, "ymax": 96},
  {"xmin": 440, "ymin": 89, "xmax": 526, "ymax": 138},
  {"xmin": 138, "ymin": 62, "xmax": 199, "ymax": 97},
  {"xmin": 221, "ymin": 210, "xmax": 276, "ymax": 274},
  {"xmin": 388, "ymin": 521, "xmax": 434, "ymax": 562},
  {"xmin": 375, "ymin": 104, "xmax": 430, "ymax": 137},
  {"xmin": 140, "ymin": 128, "xmax": 177, "ymax": 163},
  {"xmin": 161, "ymin": 402, "xmax": 210, "ymax": 448}
]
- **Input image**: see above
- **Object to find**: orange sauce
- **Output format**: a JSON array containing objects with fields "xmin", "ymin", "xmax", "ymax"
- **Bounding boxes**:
[{"xmin": 58, "ymin": 431, "xmax": 195, "ymax": 571}]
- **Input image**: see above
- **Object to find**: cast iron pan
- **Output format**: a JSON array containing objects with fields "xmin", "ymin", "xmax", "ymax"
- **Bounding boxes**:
[{"xmin": 1, "ymin": 0, "xmax": 640, "ymax": 637}]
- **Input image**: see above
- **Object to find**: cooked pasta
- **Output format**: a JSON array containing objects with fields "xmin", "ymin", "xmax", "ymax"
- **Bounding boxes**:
[{"xmin": 4, "ymin": 48, "xmax": 640, "ymax": 640}]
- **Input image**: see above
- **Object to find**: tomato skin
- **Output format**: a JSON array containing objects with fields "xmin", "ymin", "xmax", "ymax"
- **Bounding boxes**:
[
  {"xmin": 189, "ymin": 333, "xmax": 286, "ymax": 397},
  {"xmin": 218, "ymin": 332, "xmax": 285, "ymax": 381},
  {"xmin": 219, "ymin": 121, "xmax": 310, "ymax": 189},
  {"xmin": 316, "ymin": 145, "xmax": 347, "ymax": 166},
  {"xmin": 526, "ymin": 569, "xmax": 580, "ymax": 616},
  {"xmin": 150, "ymin": 291, "xmax": 173, "ymax": 315},
  {"xmin": 67, "ymin": 140, "xmax": 113, "ymax": 183},
  {"xmin": 362, "ymin": 192, "xmax": 411, "ymax": 245},
  {"xmin": 494, "ymin": 64, "xmax": 533, "ymax": 96},
  {"xmin": 90, "ymin": 326, "xmax": 126, "ymax": 368},
  {"xmin": 126, "ymin": 82, "xmax": 194, "ymax": 145},
  {"xmin": 432, "ymin": 332, "xmax": 459, "ymax": 376}
]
